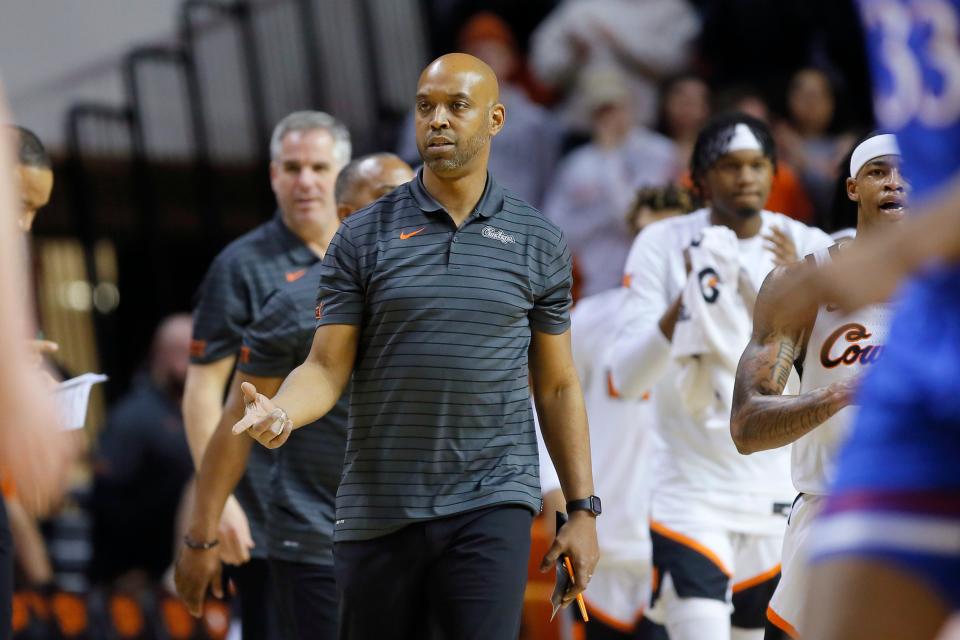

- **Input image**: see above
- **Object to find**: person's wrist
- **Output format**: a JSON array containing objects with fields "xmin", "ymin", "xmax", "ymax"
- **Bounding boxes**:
[
  {"xmin": 183, "ymin": 534, "xmax": 219, "ymax": 551},
  {"xmin": 828, "ymin": 381, "xmax": 853, "ymax": 409},
  {"xmin": 568, "ymin": 509, "xmax": 598, "ymax": 524},
  {"xmin": 566, "ymin": 495, "xmax": 602, "ymax": 517},
  {"xmin": 186, "ymin": 519, "xmax": 218, "ymax": 545}
]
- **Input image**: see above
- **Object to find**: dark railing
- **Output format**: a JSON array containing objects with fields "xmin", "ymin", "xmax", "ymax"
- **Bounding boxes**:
[
  {"xmin": 63, "ymin": 0, "xmax": 431, "ymax": 389},
  {"xmin": 64, "ymin": 104, "xmax": 135, "ymax": 396}
]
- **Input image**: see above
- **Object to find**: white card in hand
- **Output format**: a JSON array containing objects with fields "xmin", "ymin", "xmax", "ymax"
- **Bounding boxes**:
[{"xmin": 55, "ymin": 373, "xmax": 107, "ymax": 430}]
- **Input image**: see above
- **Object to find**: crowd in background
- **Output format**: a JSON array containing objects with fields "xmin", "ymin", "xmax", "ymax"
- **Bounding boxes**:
[
  {"xmin": 12, "ymin": 0, "xmax": 878, "ymax": 637},
  {"xmin": 411, "ymin": 1, "xmax": 872, "ymax": 297}
]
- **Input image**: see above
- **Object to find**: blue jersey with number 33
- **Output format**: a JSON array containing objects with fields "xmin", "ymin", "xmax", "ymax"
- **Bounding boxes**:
[
  {"xmin": 830, "ymin": 0, "xmax": 960, "ymax": 496},
  {"xmin": 861, "ymin": 0, "xmax": 960, "ymax": 200}
]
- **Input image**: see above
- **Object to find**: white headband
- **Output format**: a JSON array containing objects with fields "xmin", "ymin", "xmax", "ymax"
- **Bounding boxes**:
[
  {"xmin": 850, "ymin": 134, "xmax": 900, "ymax": 178},
  {"xmin": 724, "ymin": 123, "xmax": 763, "ymax": 154}
]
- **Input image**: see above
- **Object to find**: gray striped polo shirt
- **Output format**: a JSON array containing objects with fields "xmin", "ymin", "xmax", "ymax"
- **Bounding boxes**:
[
  {"xmin": 191, "ymin": 214, "xmax": 319, "ymax": 556},
  {"xmin": 237, "ymin": 261, "xmax": 348, "ymax": 566},
  {"xmin": 316, "ymin": 171, "xmax": 572, "ymax": 542}
]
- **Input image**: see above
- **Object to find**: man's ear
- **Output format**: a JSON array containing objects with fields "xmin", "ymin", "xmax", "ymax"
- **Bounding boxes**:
[
  {"xmin": 846, "ymin": 176, "xmax": 859, "ymax": 203},
  {"xmin": 489, "ymin": 103, "xmax": 505, "ymax": 137}
]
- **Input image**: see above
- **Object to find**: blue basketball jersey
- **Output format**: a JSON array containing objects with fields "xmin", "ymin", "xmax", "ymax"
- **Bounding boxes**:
[
  {"xmin": 809, "ymin": 6, "xmax": 960, "ymax": 606},
  {"xmin": 860, "ymin": 0, "xmax": 960, "ymax": 201},
  {"xmin": 832, "ymin": 0, "xmax": 960, "ymax": 496}
]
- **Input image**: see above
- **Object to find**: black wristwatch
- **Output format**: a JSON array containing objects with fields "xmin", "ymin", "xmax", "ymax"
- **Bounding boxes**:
[{"xmin": 566, "ymin": 495, "xmax": 602, "ymax": 517}]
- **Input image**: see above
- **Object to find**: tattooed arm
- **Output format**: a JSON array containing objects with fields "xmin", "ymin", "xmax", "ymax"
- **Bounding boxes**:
[{"xmin": 730, "ymin": 265, "xmax": 857, "ymax": 454}]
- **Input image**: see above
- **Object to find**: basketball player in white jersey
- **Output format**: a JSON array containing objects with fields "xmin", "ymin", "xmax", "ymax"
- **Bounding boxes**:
[
  {"xmin": 730, "ymin": 132, "xmax": 906, "ymax": 639},
  {"xmin": 610, "ymin": 113, "xmax": 832, "ymax": 640}
]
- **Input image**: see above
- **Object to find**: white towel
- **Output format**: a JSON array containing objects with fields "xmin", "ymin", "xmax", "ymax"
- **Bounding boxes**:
[{"xmin": 671, "ymin": 226, "xmax": 757, "ymax": 429}]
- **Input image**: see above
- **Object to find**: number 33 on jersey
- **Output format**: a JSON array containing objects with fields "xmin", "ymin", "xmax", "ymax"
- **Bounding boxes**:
[{"xmin": 860, "ymin": 0, "xmax": 960, "ymax": 199}]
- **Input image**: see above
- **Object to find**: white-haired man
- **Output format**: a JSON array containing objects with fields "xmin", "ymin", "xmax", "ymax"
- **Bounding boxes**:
[{"xmin": 181, "ymin": 111, "xmax": 350, "ymax": 637}]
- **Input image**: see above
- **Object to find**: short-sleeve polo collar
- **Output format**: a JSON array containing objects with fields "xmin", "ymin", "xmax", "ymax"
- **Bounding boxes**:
[
  {"xmin": 270, "ymin": 212, "xmax": 319, "ymax": 264},
  {"xmin": 408, "ymin": 169, "xmax": 506, "ymax": 219}
]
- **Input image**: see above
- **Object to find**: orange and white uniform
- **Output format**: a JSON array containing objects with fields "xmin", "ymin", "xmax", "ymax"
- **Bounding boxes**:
[
  {"xmin": 609, "ymin": 208, "xmax": 831, "ymax": 638},
  {"xmin": 767, "ymin": 247, "xmax": 890, "ymax": 638}
]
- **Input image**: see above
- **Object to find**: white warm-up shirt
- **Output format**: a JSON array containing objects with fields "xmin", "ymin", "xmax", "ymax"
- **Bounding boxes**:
[
  {"xmin": 539, "ymin": 287, "xmax": 662, "ymax": 564},
  {"xmin": 609, "ymin": 209, "xmax": 832, "ymax": 531}
]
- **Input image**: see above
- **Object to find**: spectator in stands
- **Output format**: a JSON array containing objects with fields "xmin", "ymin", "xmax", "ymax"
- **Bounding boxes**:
[
  {"xmin": 656, "ymin": 74, "xmax": 711, "ymax": 172},
  {"xmin": 90, "ymin": 314, "xmax": 194, "ymax": 589},
  {"xmin": 398, "ymin": 11, "xmax": 562, "ymax": 207},
  {"xmin": 775, "ymin": 67, "xmax": 857, "ymax": 222},
  {"xmin": 545, "ymin": 69, "xmax": 678, "ymax": 297},
  {"xmin": 529, "ymin": 0, "xmax": 700, "ymax": 133}
]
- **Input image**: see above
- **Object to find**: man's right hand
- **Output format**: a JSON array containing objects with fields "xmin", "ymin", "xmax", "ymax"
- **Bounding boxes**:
[
  {"xmin": 174, "ymin": 545, "xmax": 223, "ymax": 618},
  {"xmin": 218, "ymin": 495, "xmax": 254, "ymax": 565},
  {"xmin": 232, "ymin": 381, "xmax": 293, "ymax": 448},
  {"xmin": 830, "ymin": 375, "xmax": 861, "ymax": 409}
]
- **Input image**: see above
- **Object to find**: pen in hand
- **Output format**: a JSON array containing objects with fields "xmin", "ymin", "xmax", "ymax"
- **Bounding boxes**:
[{"xmin": 563, "ymin": 555, "xmax": 589, "ymax": 622}]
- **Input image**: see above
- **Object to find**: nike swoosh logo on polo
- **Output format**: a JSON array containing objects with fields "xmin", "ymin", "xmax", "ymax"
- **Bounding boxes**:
[
  {"xmin": 400, "ymin": 227, "xmax": 426, "ymax": 240},
  {"xmin": 285, "ymin": 269, "xmax": 307, "ymax": 282}
]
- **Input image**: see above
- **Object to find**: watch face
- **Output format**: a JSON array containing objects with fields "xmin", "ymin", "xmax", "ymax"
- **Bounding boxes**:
[{"xmin": 591, "ymin": 496, "xmax": 602, "ymax": 515}]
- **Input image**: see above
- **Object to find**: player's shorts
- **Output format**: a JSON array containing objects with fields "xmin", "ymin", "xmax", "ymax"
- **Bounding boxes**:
[
  {"xmin": 767, "ymin": 493, "xmax": 824, "ymax": 639},
  {"xmin": 582, "ymin": 559, "xmax": 654, "ymax": 633},
  {"xmin": 648, "ymin": 518, "xmax": 783, "ymax": 629},
  {"xmin": 808, "ymin": 491, "xmax": 960, "ymax": 611},
  {"xmin": 808, "ymin": 269, "xmax": 960, "ymax": 611}
]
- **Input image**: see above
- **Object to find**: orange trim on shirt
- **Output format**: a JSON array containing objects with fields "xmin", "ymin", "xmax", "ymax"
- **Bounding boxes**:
[
  {"xmin": 622, "ymin": 273, "xmax": 633, "ymax": 288},
  {"xmin": 605, "ymin": 371, "xmax": 650, "ymax": 401},
  {"xmin": 581, "ymin": 596, "xmax": 643, "ymax": 634},
  {"xmin": 766, "ymin": 605, "xmax": 800, "ymax": 639},
  {"xmin": 606, "ymin": 371, "xmax": 621, "ymax": 398},
  {"xmin": 189, "ymin": 339, "xmax": 206, "ymax": 358},
  {"xmin": 733, "ymin": 563, "xmax": 781, "ymax": 593},
  {"xmin": 649, "ymin": 520, "xmax": 733, "ymax": 576}
]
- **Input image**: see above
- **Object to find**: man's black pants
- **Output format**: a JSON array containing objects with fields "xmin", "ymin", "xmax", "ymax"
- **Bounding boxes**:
[
  {"xmin": 224, "ymin": 557, "xmax": 285, "ymax": 639},
  {"xmin": 334, "ymin": 505, "xmax": 533, "ymax": 640},
  {"xmin": 270, "ymin": 558, "xmax": 338, "ymax": 640}
]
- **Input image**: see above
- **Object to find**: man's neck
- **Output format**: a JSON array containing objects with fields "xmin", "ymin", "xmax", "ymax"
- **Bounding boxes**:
[
  {"xmin": 709, "ymin": 207, "xmax": 763, "ymax": 239},
  {"xmin": 422, "ymin": 165, "xmax": 488, "ymax": 227},
  {"xmin": 854, "ymin": 215, "xmax": 886, "ymax": 240},
  {"xmin": 281, "ymin": 214, "xmax": 339, "ymax": 258}
]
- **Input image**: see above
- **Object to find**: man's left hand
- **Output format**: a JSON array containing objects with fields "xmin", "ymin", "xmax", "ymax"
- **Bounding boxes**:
[
  {"xmin": 764, "ymin": 227, "xmax": 798, "ymax": 266},
  {"xmin": 538, "ymin": 511, "xmax": 600, "ymax": 606}
]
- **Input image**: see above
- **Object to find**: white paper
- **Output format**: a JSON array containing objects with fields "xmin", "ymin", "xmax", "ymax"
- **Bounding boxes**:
[{"xmin": 55, "ymin": 373, "xmax": 107, "ymax": 430}]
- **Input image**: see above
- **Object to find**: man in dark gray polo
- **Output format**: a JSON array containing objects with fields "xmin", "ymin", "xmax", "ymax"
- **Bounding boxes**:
[
  {"xmin": 231, "ymin": 53, "xmax": 600, "ymax": 640},
  {"xmin": 175, "ymin": 154, "xmax": 415, "ymax": 639},
  {"xmin": 182, "ymin": 110, "xmax": 350, "ymax": 638}
]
